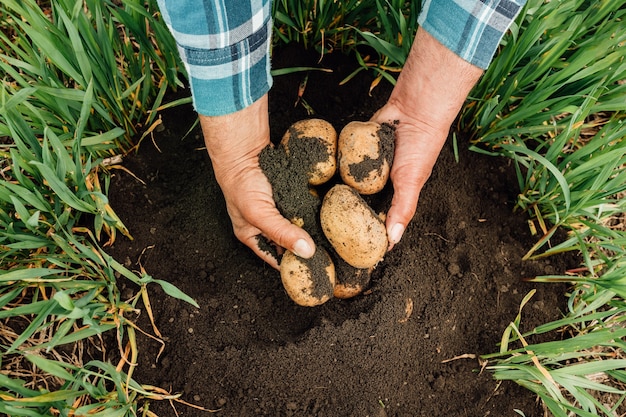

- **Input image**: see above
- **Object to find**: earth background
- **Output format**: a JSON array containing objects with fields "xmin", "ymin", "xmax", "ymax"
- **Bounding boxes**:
[{"xmin": 108, "ymin": 45, "xmax": 576, "ymax": 417}]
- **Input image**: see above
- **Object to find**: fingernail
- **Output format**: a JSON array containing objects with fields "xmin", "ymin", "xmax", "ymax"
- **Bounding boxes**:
[
  {"xmin": 389, "ymin": 223, "xmax": 405, "ymax": 244},
  {"xmin": 293, "ymin": 239, "xmax": 315, "ymax": 258}
]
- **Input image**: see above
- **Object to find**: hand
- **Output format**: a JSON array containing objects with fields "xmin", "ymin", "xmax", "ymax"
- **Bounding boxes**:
[
  {"xmin": 372, "ymin": 101, "xmax": 450, "ymax": 251},
  {"xmin": 199, "ymin": 95, "xmax": 316, "ymax": 269},
  {"xmin": 372, "ymin": 28, "xmax": 484, "ymax": 250}
]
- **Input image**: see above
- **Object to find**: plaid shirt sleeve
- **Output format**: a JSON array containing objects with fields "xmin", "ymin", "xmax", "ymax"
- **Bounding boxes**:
[
  {"xmin": 418, "ymin": 0, "xmax": 527, "ymax": 69},
  {"xmin": 158, "ymin": 0, "xmax": 524, "ymax": 116},
  {"xmin": 157, "ymin": 0, "xmax": 272, "ymax": 116}
]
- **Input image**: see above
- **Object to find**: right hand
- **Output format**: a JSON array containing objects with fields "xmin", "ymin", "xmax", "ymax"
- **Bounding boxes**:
[{"xmin": 199, "ymin": 95, "xmax": 316, "ymax": 270}]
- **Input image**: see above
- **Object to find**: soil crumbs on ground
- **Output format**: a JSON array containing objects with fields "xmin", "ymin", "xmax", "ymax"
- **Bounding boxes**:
[{"xmin": 108, "ymin": 46, "xmax": 576, "ymax": 417}]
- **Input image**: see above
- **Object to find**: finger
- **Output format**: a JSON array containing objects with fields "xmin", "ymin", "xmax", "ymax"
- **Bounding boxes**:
[
  {"xmin": 386, "ymin": 166, "xmax": 421, "ymax": 250},
  {"xmin": 234, "ymin": 199, "xmax": 316, "ymax": 260},
  {"xmin": 252, "ymin": 212, "xmax": 316, "ymax": 259},
  {"xmin": 239, "ymin": 224, "xmax": 316, "ymax": 270},
  {"xmin": 384, "ymin": 128, "xmax": 444, "ymax": 249}
]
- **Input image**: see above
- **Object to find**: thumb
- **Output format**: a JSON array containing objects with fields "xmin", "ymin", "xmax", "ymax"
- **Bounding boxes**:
[
  {"xmin": 382, "ymin": 125, "xmax": 448, "ymax": 249},
  {"xmin": 251, "ymin": 213, "xmax": 317, "ymax": 269}
]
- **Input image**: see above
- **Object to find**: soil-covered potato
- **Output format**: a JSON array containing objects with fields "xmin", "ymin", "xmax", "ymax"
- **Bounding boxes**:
[
  {"xmin": 320, "ymin": 184, "xmax": 388, "ymax": 269},
  {"xmin": 281, "ymin": 118, "xmax": 337, "ymax": 186},
  {"xmin": 280, "ymin": 248, "xmax": 336, "ymax": 307},
  {"xmin": 338, "ymin": 121, "xmax": 395, "ymax": 195},
  {"xmin": 333, "ymin": 256, "xmax": 372, "ymax": 299}
]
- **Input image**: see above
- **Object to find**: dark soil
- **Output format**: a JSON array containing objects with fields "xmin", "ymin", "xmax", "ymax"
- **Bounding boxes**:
[{"xmin": 108, "ymin": 45, "xmax": 575, "ymax": 417}]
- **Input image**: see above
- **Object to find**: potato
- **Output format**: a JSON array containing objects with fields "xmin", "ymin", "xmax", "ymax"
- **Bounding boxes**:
[
  {"xmin": 338, "ymin": 121, "xmax": 395, "ymax": 195},
  {"xmin": 333, "ymin": 257, "xmax": 372, "ymax": 299},
  {"xmin": 281, "ymin": 118, "xmax": 337, "ymax": 186},
  {"xmin": 280, "ymin": 248, "xmax": 336, "ymax": 307},
  {"xmin": 320, "ymin": 184, "xmax": 388, "ymax": 269}
]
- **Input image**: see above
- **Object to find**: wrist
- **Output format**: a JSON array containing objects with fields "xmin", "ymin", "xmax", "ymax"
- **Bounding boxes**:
[
  {"xmin": 199, "ymin": 94, "xmax": 271, "ymax": 166},
  {"xmin": 389, "ymin": 27, "xmax": 483, "ymax": 131}
]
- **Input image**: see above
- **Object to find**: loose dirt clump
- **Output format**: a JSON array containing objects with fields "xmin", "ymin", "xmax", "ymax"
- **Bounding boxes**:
[
  {"xmin": 108, "ymin": 45, "xmax": 576, "ymax": 416},
  {"xmin": 259, "ymin": 135, "xmax": 325, "ymax": 244}
]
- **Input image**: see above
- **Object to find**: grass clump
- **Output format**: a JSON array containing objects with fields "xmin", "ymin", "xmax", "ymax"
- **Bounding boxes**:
[
  {"xmin": 0, "ymin": 0, "xmax": 195, "ymax": 414},
  {"xmin": 272, "ymin": 0, "xmax": 420, "ymax": 90},
  {"xmin": 272, "ymin": 0, "xmax": 375, "ymax": 54},
  {"xmin": 457, "ymin": 0, "xmax": 626, "ymax": 415}
]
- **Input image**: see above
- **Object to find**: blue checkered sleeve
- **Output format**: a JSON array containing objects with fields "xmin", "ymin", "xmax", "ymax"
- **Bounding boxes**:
[
  {"xmin": 157, "ymin": 0, "xmax": 272, "ymax": 116},
  {"xmin": 158, "ymin": 0, "xmax": 525, "ymax": 116},
  {"xmin": 419, "ymin": 0, "xmax": 527, "ymax": 69}
]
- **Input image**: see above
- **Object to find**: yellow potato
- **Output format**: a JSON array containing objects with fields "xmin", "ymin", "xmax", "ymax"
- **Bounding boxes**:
[
  {"xmin": 280, "ymin": 248, "xmax": 336, "ymax": 307},
  {"xmin": 338, "ymin": 121, "xmax": 394, "ymax": 195},
  {"xmin": 281, "ymin": 118, "xmax": 337, "ymax": 185},
  {"xmin": 320, "ymin": 184, "xmax": 388, "ymax": 269},
  {"xmin": 333, "ymin": 261, "xmax": 372, "ymax": 299}
]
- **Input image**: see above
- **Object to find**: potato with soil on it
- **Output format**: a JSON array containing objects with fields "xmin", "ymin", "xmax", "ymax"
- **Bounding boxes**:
[
  {"xmin": 333, "ymin": 256, "xmax": 372, "ymax": 299},
  {"xmin": 280, "ymin": 248, "xmax": 336, "ymax": 307},
  {"xmin": 338, "ymin": 121, "xmax": 395, "ymax": 195},
  {"xmin": 281, "ymin": 118, "xmax": 337, "ymax": 186},
  {"xmin": 320, "ymin": 184, "xmax": 388, "ymax": 269}
]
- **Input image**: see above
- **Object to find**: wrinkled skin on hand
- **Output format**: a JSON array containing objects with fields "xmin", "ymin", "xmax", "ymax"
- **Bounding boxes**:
[
  {"xmin": 372, "ymin": 28, "xmax": 484, "ymax": 250},
  {"xmin": 199, "ymin": 96, "xmax": 315, "ymax": 270}
]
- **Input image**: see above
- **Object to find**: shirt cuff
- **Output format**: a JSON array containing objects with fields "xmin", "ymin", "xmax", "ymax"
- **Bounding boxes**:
[
  {"xmin": 157, "ymin": 0, "xmax": 273, "ymax": 116},
  {"xmin": 418, "ymin": 0, "xmax": 526, "ymax": 70},
  {"xmin": 183, "ymin": 21, "xmax": 273, "ymax": 116}
]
